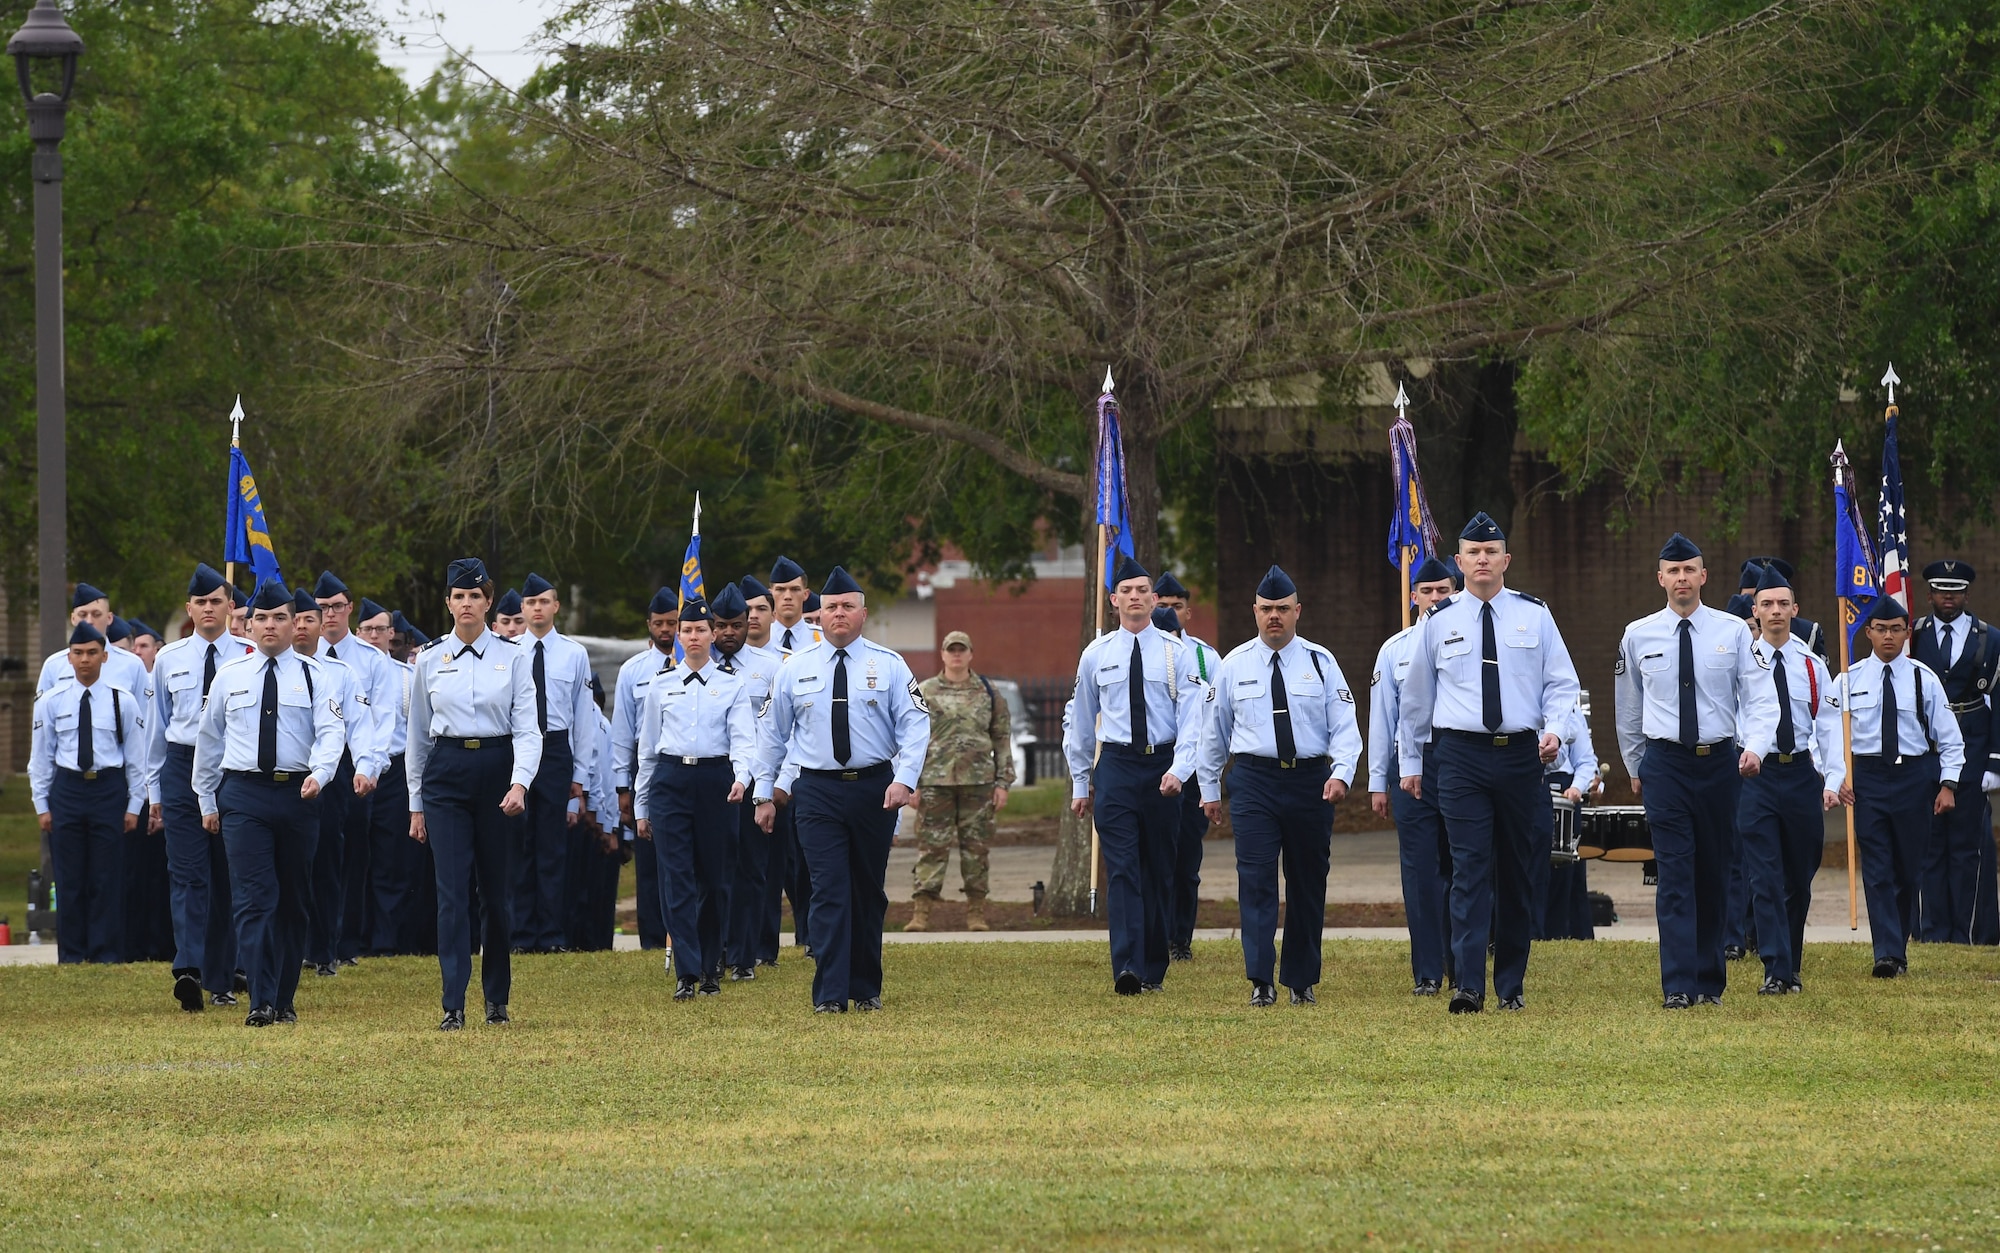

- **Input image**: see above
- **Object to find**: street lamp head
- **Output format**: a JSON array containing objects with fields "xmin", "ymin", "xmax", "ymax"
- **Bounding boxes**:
[{"xmin": 8, "ymin": 1, "xmax": 84, "ymax": 107}]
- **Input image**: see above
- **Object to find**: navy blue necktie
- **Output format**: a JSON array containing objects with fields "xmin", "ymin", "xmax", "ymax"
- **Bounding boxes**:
[
  {"xmin": 202, "ymin": 642, "xmax": 218, "ymax": 697},
  {"xmin": 831, "ymin": 649, "xmax": 852, "ymax": 764},
  {"xmin": 1676, "ymin": 619, "xmax": 1697, "ymax": 749},
  {"xmin": 1129, "ymin": 636, "xmax": 1150, "ymax": 748},
  {"xmin": 533, "ymin": 640, "xmax": 549, "ymax": 733},
  {"xmin": 76, "ymin": 690, "xmax": 94, "ymax": 773},
  {"xmin": 1772, "ymin": 648, "xmax": 1796, "ymax": 754},
  {"xmin": 1881, "ymin": 662, "xmax": 1900, "ymax": 760},
  {"xmin": 1480, "ymin": 603, "xmax": 1502, "ymax": 732},
  {"xmin": 258, "ymin": 659, "xmax": 279, "ymax": 772},
  {"xmin": 1271, "ymin": 651, "xmax": 1296, "ymax": 763}
]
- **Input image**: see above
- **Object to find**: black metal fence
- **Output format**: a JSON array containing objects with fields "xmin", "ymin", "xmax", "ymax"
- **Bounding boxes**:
[{"xmin": 1017, "ymin": 675, "xmax": 1073, "ymax": 785}]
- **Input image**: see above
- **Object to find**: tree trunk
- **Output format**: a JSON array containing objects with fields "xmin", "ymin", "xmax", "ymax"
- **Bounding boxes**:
[{"xmin": 1046, "ymin": 457, "xmax": 1106, "ymax": 917}]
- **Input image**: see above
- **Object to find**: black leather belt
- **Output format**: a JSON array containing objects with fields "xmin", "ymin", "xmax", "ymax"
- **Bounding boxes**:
[
  {"xmin": 800, "ymin": 762, "xmax": 891, "ymax": 781},
  {"xmin": 57, "ymin": 765, "xmax": 121, "ymax": 782},
  {"xmin": 1241, "ymin": 754, "xmax": 1330, "ymax": 771},
  {"xmin": 1104, "ymin": 740, "xmax": 1176, "ymax": 757},
  {"xmin": 1441, "ymin": 728, "xmax": 1530, "ymax": 748},
  {"xmin": 1855, "ymin": 751, "xmax": 1934, "ymax": 762},
  {"xmin": 436, "ymin": 737, "xmax": 505, "ymax": 750},
  {"xmin": 1647, "ymin": 737, "xmax": 1737, "ymax": 758},
  {"xmin": 661, "ymin": 754, "xmax": 731, "ymax": 767},
  {"xmin": 226, "ymin": 768, "xmax": 306, "ymax": 784}
]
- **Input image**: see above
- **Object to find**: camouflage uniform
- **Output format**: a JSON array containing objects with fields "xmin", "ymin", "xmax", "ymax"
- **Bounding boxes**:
[{"xmin": 914, "ymin": 672, "xmax": 1015, "ymax": 900}]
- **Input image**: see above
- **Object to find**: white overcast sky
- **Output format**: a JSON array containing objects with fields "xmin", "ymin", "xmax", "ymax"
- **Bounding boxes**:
[{"xmin": 376, "ymin": 1, "xmax": 573, "ymax": 89}]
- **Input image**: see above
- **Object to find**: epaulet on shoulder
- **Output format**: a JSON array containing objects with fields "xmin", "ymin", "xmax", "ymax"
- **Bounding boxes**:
[
  {"xmin": 1223, "ymin": 638, "xmax": 1260, "ymax": 661},
  {"xmin": 419, "ymin": 635, "xmax": 447, "ymax": 652},
  {"xmin": 1511, "ymin": 589, "xmax": 1545, "ymax": 606},
  {"xmin": 494, "ymin": 634, "xmax": 520, "ymax": 646}
]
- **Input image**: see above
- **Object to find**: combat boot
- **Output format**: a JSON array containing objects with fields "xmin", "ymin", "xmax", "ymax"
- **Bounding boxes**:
[
  {"xmin": 907, "ymin": 896, "xmax": 934, "ymax": 932},
  {"xmin": 965, "ymin": 892, "xmax": 990, "ymax": 932}
]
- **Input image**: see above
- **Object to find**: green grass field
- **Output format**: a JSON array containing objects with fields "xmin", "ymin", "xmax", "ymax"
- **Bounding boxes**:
[{"xmin": 3, "ymin": 938, "xmax": 1999, "ymax": 1249}]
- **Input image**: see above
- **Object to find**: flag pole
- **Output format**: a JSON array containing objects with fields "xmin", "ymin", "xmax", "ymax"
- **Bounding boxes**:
[
  {"xmin": 1088, "ymin": 369, "xmax": 1114, "ymax": 917},
  {"xmin": 1400, "ymin": 549, "xmax": 1412, "ymax": 631},
  {"xmin": 226, "ymin": 395, "xmax": 243, "ymax": 590},
  {"xmin": 1839, "ymin": 596, "xmax": 1858, "ymax": 931}
]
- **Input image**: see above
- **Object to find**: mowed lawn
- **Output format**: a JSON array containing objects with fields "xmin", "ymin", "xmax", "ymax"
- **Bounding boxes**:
[{"xmin": 2, "ymin": 939, "xmax": 1999, "ymax": 1250}]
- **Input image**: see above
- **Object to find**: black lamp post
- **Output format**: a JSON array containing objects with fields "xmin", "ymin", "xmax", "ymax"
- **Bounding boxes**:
[{"xmin": 8, "ymin": 0, "xmax": 83, "ymax": 657}]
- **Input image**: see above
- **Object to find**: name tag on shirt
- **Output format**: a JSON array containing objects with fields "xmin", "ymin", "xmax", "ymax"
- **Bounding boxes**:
[{"xmin": 795, "ymin": 674, "xmax": 825, "ymax": 693}]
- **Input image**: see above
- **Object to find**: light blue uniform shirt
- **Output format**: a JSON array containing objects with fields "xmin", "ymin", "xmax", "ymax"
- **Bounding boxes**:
[
  {"xmin": 406, "ymin": 629, "xmax": 545, "ymax": 814},
  {"xmin": 189, "ymin": 649, "xmax": 348, "ymax": 817},
  {"xmin": 610, "ymin": 643, "xmax": 674, "ymax": 790},
  {"xmin": 29, "ymin": 677, "xmax": 149, "ymax": 816},
  {"xmin": 1546, "ymin": 701, "xmax": 1601, "ymax": 785},
  {"xmin": 633, "ymin": 658, "xmax": 758, "ymax": 819},
  {"xmin": 1614, "ymin": 603, "xmax": 1777, "ymax": 779},
  {"xmin": 382, "ymin": 658, "xmax": 413, "ymax": 758},
  {"xmin": 772, "ymin": 618, "xmax": 823, "ymax": 658},
  {"xmin": 523, "ymin": 629, "xmax": 599, "ymax": 786},
  {"xmin": 148, "ymin": 632, "xmax": 256, "ymax": 790},
  {"xmin": 1840, "ymin": 654, "xmax": 1965, "ymax": 776},
  {"xmin": 1062, "ymin": 623, "xmax": 1203, "ymax": 800},
  {"xmin": 321, "ymin": 631, "xmax": 398, "ymax": 777},
  {"xmin": 1397, "ymin": 588, "xmax": 1581, "ymax": 777},
  {"xmin": 41, "ymin": 644, "xmax": 154, "ymax": 800},
  {"xmin": 1748, "ymin": 637, "xmax": 1847, "ymax": 792},
  {"xmin": 1367, "ymin": 624, "xmax": 1424, "ymax": 792},
  {"xmin": 756, "ymin": 637, "xmax": 931, "ymax": 793},
  {"xmin": 1196, "ymin": 634, "xmax": 1362, "ymax": 802},
  {"xmin": 304, "ymin": 650, "xmax": 385, "ymax": 780}
]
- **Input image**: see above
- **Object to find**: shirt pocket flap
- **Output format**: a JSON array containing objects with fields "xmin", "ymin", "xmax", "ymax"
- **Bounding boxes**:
[
  {"xmin": 278, "ymin": 686, "xmax": 313, "ymax": 709},
  {"xmin": 164, "ymin": 668, "xmax": 198, "ymax": 694},
  {"xmin": 1638, "ymin": 652, "xmax": 1669, "ymax": 674},
  {"xmin": 1440, "ymin": 640, "xmax": 1472, "ymax": 660},
  {"xmin": 1846, "ymin": 686, "xmax": 1879, "ymax": 710},
  {"xmin": 1504, "ymin": 634, "xmax": 1539, "ymax": 649},
  {"xmin": 1232, "ymin": 676, "xmax": 1267, "ymax": 701},
  {"xmin": 225, "ymin": 688, "xmax": 259, "ymax": 711}
]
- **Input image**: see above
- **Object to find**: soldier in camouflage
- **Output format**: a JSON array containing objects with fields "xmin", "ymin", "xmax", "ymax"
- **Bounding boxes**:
[{"xmin": 909, "ymin": 631, "xmax": 1015, "ymax": 932}]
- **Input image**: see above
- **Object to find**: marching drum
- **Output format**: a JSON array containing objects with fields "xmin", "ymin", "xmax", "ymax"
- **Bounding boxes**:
[
  {"xmin": 1549, "ymin": 788, "xmax": 1581, "ymax": 865},
  {"xmin": 1576, "ymin": 806, "xmax": 1654, "ymax": 862}
]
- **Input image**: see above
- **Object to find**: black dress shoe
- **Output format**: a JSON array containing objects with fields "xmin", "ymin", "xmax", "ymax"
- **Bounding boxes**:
[
  {"xmin": 1787, "ymin": 978, "xmax": 1803, "ymax": 994},
  {"xmin": 1872, "ymin": 958, "xmax": 1902, "ymax": 979},
  {"xmin": 1662, "ymin": 993, "xmax": 1694, "ymax": 1010},
  {"xmin": 1412, "ymin": 979, "xmax": 1442, "ymax": 997},
  {"xmin": 276, "ymin": 1007, "xmax": 298, "ymax": 1024},
  {"xmin": 757, "ymin": 958, "xmax": 778, "ymax": 970},
  {"xmin": 730, "ymin": 966, "xmax": 757, "ymax": 982},
  {"xmin": 855, "ymin": 996, "xmax": 883, "ymax": 1011},
  {"xmin": 1290, "ymin": 986, "xmax": 1316, "ymax": 1006},
  {"xmin": 1695, "ymin": 994, "xmax": 1722, "ymax": 1006},
  {"xmin": 338, "ymin": 957, "xmax": 359, "ymax": 968},
  {"xmin": 1498, "ymin": 995, "xmax": 1524, "ymax": 1012},
  {"xmin": 1723, "ymin": 945, "xmax": 1748, "ymax": 961},
  {"xmin": 486, "ymin": 1002, "xmax": 510, "ymax": 1025},
  {"xmin": 1758, "ymin": 977, "xmax": 1789, "ymax": 996},
  {"xmin": 1249, "ymin": 982, "xmax": 1277, "ymax": 1007},
  {"xmin": 439, "ymin": 1009, "xmax": 465, "ymax": 1031},
  {"xmin": 673, "ymin": 977, "xmax": 699, "ymax": 1001},
  {"xmin": 314, "ymin": 962, "xmax": 339, "ymax": 978},
  {"xmin": 813, "ymin": 1001, "xmax": 846, "ymax": 1014},
  {"xmin": 245, "ymin": 1006, "xmax": 276, "ymax": 1028},
  {"xmin": 1114, "ymin": 970, "xmax": 1142, "ymax": 996},
  {"xmin": 210, "ymin": 991, "xmax": 238, "ymax": 1007},
  {"xmin": 233, "ymin": 970, "xmax": 249, "ymax": 994},
  {"xmin": 1140, "ymin": 981, "xmax": 1163, "ymax": 994},
  {"xmin": 1448, "ymin": 988, "xmax": 1484, "ymax": 1014},
  {"xmin": 1169, "ymin": 944, "xmax": 1193, "ymax": 963},
  {"xmin": 698, "ymin": 979, "xmax": 721, "ymax": 997},
  {"xmin": 174, "ymin": 973, "xmax": 204, "ymax": 1013}
]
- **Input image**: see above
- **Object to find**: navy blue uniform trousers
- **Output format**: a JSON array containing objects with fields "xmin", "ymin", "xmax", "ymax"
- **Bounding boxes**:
[
  {"xmin": 793, "ymin": 771, "xmax": 897, "ymax": 1007},
  {"xmin": 1435, "ymin": 733, "xmax": 1544, "ymax": 1001},
  {"xmin": 337, "ymin": 772, "xmax": 375, "ymax": 962},
  {"xmin": 1171, "ymin": 786, "xmax": 1208, "ymax": 947},
  {"xmin": 160, "ymin": 742, "xmax": 237, "ymax": 992},
  {"xmin": 513, "ymin": 731, "xmax": 573, "ymax": 951},
  {"xmin": 1228, "ymin": 756, "xmax": 1334, "ymax": 990},
  {"xmin": 1392, "ymin": 744, "xmax": 1451, "ymax": 984},
  {"xmin": 307, "ymin": 752, "xmax": 356, "ymax": 967},
  {"xmin": 632, "ymin": 820, "xmax": 668, "ymax": 950},
  {"xmin": 1642, "ymin": 740, "xmax": 1742, "ymax": 1000},
  {"xmin": 1921, "ymin": 714, "xmax": 1991, "ymax": 943},
  {"xmin": 424, "ymin": 740, "xmax": 519, "ymax": 1013},
  {"xmin": 363, "ymin": 755, "xmax": 415, "ymax": 955},
  {"xmin": 724, "ymin": 788, "xmax": 768, "ymax": 966},
  {"xmin": 1735, "ymin": 754, "xmax": 1823, "ymax": 984},
  {"xmin": 1854, "ymin": 753, "xmax": 1939, "ymax": 965},
  {"xmin": 1091, "ymin": 744, "xmax": 1181, "ymax": 987},
  {"xmin": 647, "ymin": 757, "xmax": 738, "ymax": 980},
  {"xmin": 48, "ymin": 767, "xmax": 129, "ymax": 964},
  {"xmin": 1535, "ymin": 771, "xmax": 1593, "ymax": 942},
  {"xmin": 219, "ymin": 774, "xmax": 318, "ymax": 1012},
  {"xmin": 123, "ymin": 815, "xmax": 173, "ymax": 962}
]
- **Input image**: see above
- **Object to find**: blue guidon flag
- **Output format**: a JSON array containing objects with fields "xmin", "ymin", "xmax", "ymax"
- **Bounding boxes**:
[
  {"xmin": 225, "ymin": 438, "xmax": 282, "ymax": 585},
  {"xmin": 1831, "ymin": 438, "xmax": 1879, "ymax": 652},
  {"xmin": 1386, "ymin": 381, "xmax": 1444, "ymax": 574},
  {"xmin": 1094, "ymin": 369, "xmax": 1136, "ymax": 590},
  {"xmin": 675, "ymin": 492, "xmax": 704, "ymax": 662}
]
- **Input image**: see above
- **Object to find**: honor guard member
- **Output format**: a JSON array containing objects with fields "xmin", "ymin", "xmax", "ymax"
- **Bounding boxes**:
[
  {"xmin": 1740, "ymin": 558, "xmax": 1829, "ymax": 661},
  {"xmin": 291, "ymin": 588, "xmax": 386, "ymax": 977},
  {"xmin": 513, "ymin": 573, "xmax": 600, "ymax": 953},
  {"xmin": 1739, "ymin": 563, "xmax": 1844, "ymax": 993},
  {"xmin": 1615, "ymin": 534, "xmax": 1777, "ymax": 1009},
  {"xmin": 1064, "ymin": 556, "xmax": 1202, "ymax": 996},
  {"xmin": 317, "ymin": 579, "xmax": 398, "ymax": 967},
  {"xmin": 192, "ymin": 581, "xmax": 345, "ymax": 1025},
  {"xmin": 908, "ymin": 630, "xmax": 1015, "ymax": 935},
  {"xmin": 1839, "ymin": 596, "xmax": 1966, "ymax": 976},
  {"xmin": 754, "ymin": 567, "xmax": 931, "ymax": 1012},
  {"xmin": 1198, "ymin": 566, "xmax": 1361, "ymax": 1006},
  {"xmin": 709, "ymin": 581, "xmax": 781, "ymax": 975},
  {"xmin": 1538, "ymin": 692, "xmax": 1603, "ymax": 940},
  {"xmin": 492, "ymin": 589, "xmax": 527, "ymax": 640},
  {"xmin": 30, "ymin": 623, "xmax": 148, "ymax": 963},
  {"xmin": 149, "ymin": 564, "xmax": 256, "ymax": 1007},
  {"xmin": 1152, "ymin": 573, "xmax": 1214, "ymax": 961},
  {"xmin": 1369, "ymin": 556, "xmax": 1460, "ymax": 994},
  {"xmin": 1398, "ymin": 513, "xmax": 1581, "ymax": 1013},
  {"xmin": 407, "ymin": 559, "xmax": 542, "ymax": 1029},
  {"xmin": 732, "ymin": 575, "xmax": 793, "ymax": 969},
  {"xmin": 636, "ymin": 594, "xmax": 756, "ymax": 997},
  {"xmin": 1911, "ymin": 559, "xmax": 2000, "ymax": 944},
  {"xmin": 766, "ymin": 556, "xmax": 824, "ymax": 954},
  {"xmin": 611, "ymin": 587, "xmax": 679, "ymax": 953}
]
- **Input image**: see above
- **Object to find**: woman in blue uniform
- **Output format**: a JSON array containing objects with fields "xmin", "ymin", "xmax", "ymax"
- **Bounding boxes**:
[{"xmin": 406, "ymin": 559, "xmax": 543, "ymax": 1031}]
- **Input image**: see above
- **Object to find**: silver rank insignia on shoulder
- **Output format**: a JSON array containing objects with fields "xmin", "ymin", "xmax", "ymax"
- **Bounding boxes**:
[{"xmin": 907, "ymin": 678, "xmax": 931, "ymax": 714}]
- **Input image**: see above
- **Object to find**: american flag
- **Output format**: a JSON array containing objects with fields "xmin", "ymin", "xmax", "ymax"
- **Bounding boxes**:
[{"xmin": 1877, "ymin": 411, "xmax": 1910, "ymax": 611}]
